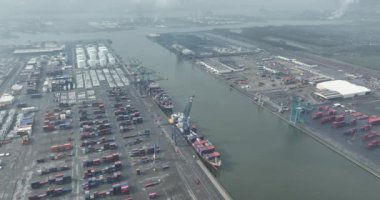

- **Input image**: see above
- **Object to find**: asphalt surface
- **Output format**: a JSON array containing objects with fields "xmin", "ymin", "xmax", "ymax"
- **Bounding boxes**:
[{"xmin": 0, "ymin": 47, "xmax": 227, "ymax": 200}]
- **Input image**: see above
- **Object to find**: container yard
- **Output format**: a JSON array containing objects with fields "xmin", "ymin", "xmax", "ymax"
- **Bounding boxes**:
[
  {"xmin": 150, "ymin": 29, "xmax": 380, "ymax": 180},
  {"xmin": 0, "ymin": 41, "xmax": 229, "ymax": 200},
  {"xmin": 3, "ymin": 5, "xmax": 380, "ymax": 197}
]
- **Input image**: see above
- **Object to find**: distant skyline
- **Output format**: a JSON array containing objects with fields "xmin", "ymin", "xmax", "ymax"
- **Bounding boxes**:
[
  {"xmin": 0, "ymin": 0, "xmax": 333, "ymax": 15},
  {"xmin": 0, "ymin": 0, "xmax": 378, "ymax": 18}
]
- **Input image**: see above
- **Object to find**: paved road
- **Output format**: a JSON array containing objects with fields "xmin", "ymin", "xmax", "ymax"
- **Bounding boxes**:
[{"xmin": 0, "ymin": 47, "xmax": 228, "ymax": 200}]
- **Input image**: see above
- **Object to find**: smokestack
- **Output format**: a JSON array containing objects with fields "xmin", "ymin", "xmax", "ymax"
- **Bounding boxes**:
[{"xmin": 329, "ymin": 0, "xmax": 358, "ymax": 19}]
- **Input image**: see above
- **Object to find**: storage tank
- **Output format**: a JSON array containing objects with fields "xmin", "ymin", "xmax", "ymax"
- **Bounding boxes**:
[
  {"xmin": 100, "ymin": 58, "xmax": 107, "ymax": 67},
  {"xmin": 98, "ymin": 46, "xmax": 108, "ymax": 56},
  {"xmin": 89, "ymin": 53, "xmax": 97, "ymax": 61},
  {"xmin": 88, "ymin": 59, "xmax": 96, "ymax": 67},
  {"xmin": 77, "ymin": 60, "xmax": 86, "ymax": 68},
  {"xmin": 77, "ymin": 54, "xmax": 85, "ymax": 61},
  {"xmin": 108, "ymin": 53, "xmax": 116, "ymax": 65}
]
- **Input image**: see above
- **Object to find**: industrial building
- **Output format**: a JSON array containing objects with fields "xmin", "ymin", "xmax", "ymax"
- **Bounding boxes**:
[
  {"xmin": 198, "ymin": 59, "xmax": 244, "ymax": 75},
  {"xmin": 314, "ymin": 80, "xmax": 371, "ymax": 99},
  {"xmin": 262, "ymin": 66, "xmax": 279, "ymax": 74},
  {"xmin": 0, "ymin": 94, "xmax": 15, "ymax": 108}
]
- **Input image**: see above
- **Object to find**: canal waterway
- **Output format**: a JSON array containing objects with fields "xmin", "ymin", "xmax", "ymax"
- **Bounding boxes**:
[{"xmin": 3, "ymin": 20, "xmax": 380, "ymax": 199}]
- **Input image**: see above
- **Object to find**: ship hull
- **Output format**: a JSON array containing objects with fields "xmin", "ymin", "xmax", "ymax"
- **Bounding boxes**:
[
  {"xmin": 196, "ymin": 152, "xmax": 222, "ymax": 170},
  {"xmin": 170, "ymin": 114, "xmax": 221, "ymax": 170},
  {"xmin": 147, "ymin": 83, "xmax": 174, "ymax": 113},
  {"xmin": 155, "ymin": 100, "xmax": 173, "ymax": 112}
]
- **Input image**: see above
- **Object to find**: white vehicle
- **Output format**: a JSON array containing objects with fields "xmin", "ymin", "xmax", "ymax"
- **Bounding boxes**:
[
  {"xmin": 0, "ymin": 152, "xmax": 10, "ymax": 157},
  {"xmin": 332, "ymin": 103, "xmax": 341, "ymax": 108}
]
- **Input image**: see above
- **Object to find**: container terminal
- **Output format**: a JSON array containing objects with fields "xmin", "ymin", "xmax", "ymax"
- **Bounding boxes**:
[
  {"xmin": 148, "ymin": 30, "xmax": 380, "ymax": 179},
  {"xmin": 0, "ymin": 41, "xmax": 231, "ymax": 200}
]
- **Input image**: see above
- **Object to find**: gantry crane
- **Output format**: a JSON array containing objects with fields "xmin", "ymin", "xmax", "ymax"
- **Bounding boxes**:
[
  {"xmin": 169, "ymin": 95, "xmax": 195, "ymax": 144},
  {"xmin": 182, "ymin": 95, "xmax": 195, "ymax": 134},
  {"xmin": 290, "ymin": 95, "xmax": 313, "ymax": 124},
  {"xmin": 133, "ymin": 66, "xmax": 156, "ymax": 96}
]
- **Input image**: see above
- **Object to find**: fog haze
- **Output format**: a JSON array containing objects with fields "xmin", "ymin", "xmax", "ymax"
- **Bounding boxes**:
[
  {"xmin": 1, "ymin": 0, "xmax": 380, "ymax": 200},
  {"xmin": 0, "ymin": 0, "xmax": 337, "ymax": 16}
]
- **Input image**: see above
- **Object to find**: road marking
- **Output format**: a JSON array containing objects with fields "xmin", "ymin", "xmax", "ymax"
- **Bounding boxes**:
[
  {"xmin": 196, "ymin": 160, "xmax": 232, "ymax": 200},
  {"xmin": 363, "ymin": 99, "xmax": 380, "ymax": 104},
  {"xmin": 176, "ymin": 164, "xmax": 198, "ymax": 200}
]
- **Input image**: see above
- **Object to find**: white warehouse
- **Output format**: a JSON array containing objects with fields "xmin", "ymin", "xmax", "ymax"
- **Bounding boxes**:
[{"xmin": 314, "ymin": 80, "xmax": 371, "ymax": 99}]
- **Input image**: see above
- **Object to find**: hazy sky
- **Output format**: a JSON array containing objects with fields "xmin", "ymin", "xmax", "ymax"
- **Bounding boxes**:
[
  {"xmin": 0, "ymin": 0, "xmax": 377, "ymax": 17},
  {"xmin": 0, "ymin": 0, "xmax": 332, "ymax": 14}
]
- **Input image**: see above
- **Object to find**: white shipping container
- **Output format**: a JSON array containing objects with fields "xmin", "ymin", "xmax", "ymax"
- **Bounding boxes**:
[{"xmin": 21, "ymin": 107, "xmax": 38, "ymax": 114}]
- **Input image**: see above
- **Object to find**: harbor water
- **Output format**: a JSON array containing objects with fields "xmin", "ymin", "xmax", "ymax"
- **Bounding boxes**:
[{"xmin": 3, "ymin": 20, "xmax": 380, "ymax": 199}]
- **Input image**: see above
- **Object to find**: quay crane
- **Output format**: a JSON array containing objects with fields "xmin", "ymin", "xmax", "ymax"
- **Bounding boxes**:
[
  {"xmin": 169, "ymin": 95, "xmax": 195, "ymax": 143},
  {"xmin": 132, "ymin": 66, "xmax": 165, "ymax": 96},
  {"xmin": 133, "ymin": 66, "xmax": 156, "ymax": 96},
  {"xmin": 182, "ymin": 95, "xmax": 195, "ymax": 134},
  {"xmin": 290, "ymin": 95, "xmax": 313, "ymax": 124}
]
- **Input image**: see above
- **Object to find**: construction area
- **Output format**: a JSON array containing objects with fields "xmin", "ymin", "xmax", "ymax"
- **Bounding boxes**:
[{"xmin": 0, "ymin": 41, "xmax": 229, "ymax": 200}]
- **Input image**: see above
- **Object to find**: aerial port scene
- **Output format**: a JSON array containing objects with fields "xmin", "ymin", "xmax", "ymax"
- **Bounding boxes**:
[{"xmin": 1, "ymin": 0, "xmax": 380, "ymax": 200}]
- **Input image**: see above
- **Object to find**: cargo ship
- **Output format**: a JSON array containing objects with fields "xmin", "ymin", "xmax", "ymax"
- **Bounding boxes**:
[
  {"xmin": 147, "ymin": 83, "xmax": 173, "ymax": 112},
  {"xmin": 154, "ymin": 92, "xmax": 173, "ymax": 112},
  {"xmin": 170, "ymin": 112, "xmax": 222, "ymax": 169}
]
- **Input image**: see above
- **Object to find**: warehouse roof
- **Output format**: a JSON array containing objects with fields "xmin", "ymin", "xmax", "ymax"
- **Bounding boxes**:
[
  {"xmin": 0, "ymin": 94, "xmax": 14, "ymax": 104},
  {"xmin": 316, "ymin": 80, "xmax": 370, "ymax": 97},
  {"xmin": 314, "ymin": 90, "xmax": 343, "ymax": 99}
]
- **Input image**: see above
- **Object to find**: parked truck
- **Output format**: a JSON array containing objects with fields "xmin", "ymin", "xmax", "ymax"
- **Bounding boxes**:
[{"xmin": 50, "ymin": 143, "xmax": 73, "ymax": 152}]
